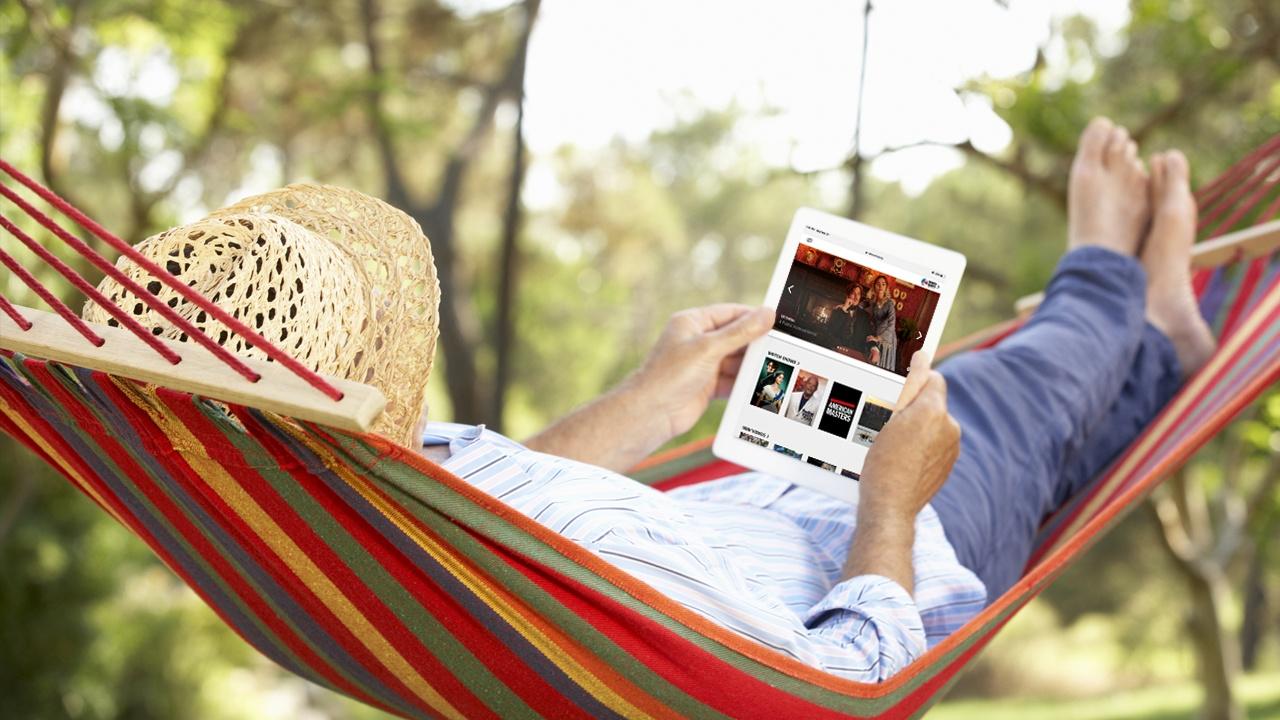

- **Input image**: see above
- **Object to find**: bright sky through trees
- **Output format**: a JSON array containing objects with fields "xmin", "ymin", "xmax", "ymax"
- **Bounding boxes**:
[{"xmin": 519, "ymin": 0, "xmax": 1130, "ymax": 200}]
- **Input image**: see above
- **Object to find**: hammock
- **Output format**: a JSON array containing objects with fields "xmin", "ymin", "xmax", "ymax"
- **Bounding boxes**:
[{"xmin": 2, "ymin": 138, "xmax": 1278, "ymax": 719}]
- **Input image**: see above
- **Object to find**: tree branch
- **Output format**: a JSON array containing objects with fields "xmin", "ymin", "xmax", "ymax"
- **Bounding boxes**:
[
  {"xmin": 1131, "ymin": 18, "xmax": 1280, "ymax": 143},
  {"xmin": 490, "ymin": 0, "xmax": 540, "ymax": 429},
  {"xmin": 360, "ymin": 0, "xmax": 412, "ymax": 211}
]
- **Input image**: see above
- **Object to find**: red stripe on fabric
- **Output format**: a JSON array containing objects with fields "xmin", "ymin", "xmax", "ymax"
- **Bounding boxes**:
[
  {"xmin": 1219, "ymin": 256, "xmax": 1266, "ymax": 340},
  {"xmin": 0, "ymin": 370, "xmax": 115, "ymax": 519},
  {"xmin": 235, "ymin": 411, "xmax": 586, "ymax": 720},
  {"xmin": 0, "ymin": 364, "xmax": 374, "ymax": 701},
  {"xmin": 1191, "ymin": 267, "xmax": 1213, "ymax": 296},
  {"xmin": 3, "ymin": 362, "xmax": 139, "ymax": 510},
  {"xmin": 878, "ymin": 591, "xmax": 1043, "ymax": 719},
  {"xmin": 652, "ymin": 459, "xmax": 746, "ymax": 492},
  {"xmin": 301, "ymin": 423, "xmax": 686, "ymax": 720},
  {"xmin": 29, "ymin": 370, "xmax": 406, "ymax": 716},
  {"xmin": 0, "ymin": 403, "xmax": 54, "ymax": 469},
  {"xmin": 75, "ymin": 379, "xmax": 413, "ymax": 716},
  {"xmin": 474, "ymin": 529, "xmax": 866, "ymax": 720},
  {"xmin": 153, "ymin": 391, "xmax": 495, "ymax": 720}
]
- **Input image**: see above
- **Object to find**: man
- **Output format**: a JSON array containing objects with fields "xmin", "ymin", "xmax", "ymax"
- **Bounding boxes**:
[
  {"xmin": 784, "ymin": 372, "xmax": 823, "ymax": 425},
  {"xmin": 432, "ymin": 118, "xmax": 1213, "ymax": 680},
  {"xmin": 88, "ymin": 118, "xmax": 1214, "ymax": 682}
]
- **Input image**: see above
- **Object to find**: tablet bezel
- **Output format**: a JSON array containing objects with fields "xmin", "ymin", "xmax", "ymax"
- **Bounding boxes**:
[{"xmin": 711, "ymin": 207, "xmax": 966, "ymax": 503}]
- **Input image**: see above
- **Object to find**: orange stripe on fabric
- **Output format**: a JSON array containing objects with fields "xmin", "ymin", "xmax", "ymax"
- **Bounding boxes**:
[
  {"xmin": 332, "ymin": 428, "xmax": 924, "ymax": 699},
  {"xmin": 628, "ymin": 436, "xmax": 713, "ymax": 473},
  {"xmin": 136, "ymin": 388, "xmax": 467, "ymax": 720},
  {"xmin": 283, "ymin": 423, "xmax": 673, "ymax": 720},
  {"xmin": 0, "ymin": 389, "xmax": 127, "ymax": 526}
]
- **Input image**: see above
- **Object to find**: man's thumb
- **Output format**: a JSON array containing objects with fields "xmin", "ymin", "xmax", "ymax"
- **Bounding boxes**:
[
  {"xmin": 708, "ymin": 307, "xmax": 774, "ymax": 352},
  {"xmin": 897, "ymin": 350, "xmax": 934, "ymax": 407}
]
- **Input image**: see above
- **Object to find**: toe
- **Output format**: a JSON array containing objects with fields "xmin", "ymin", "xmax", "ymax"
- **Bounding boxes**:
[
  {"xmin": 1164, "ymin": 150, "xmax": 1189, "ymax": 190},
  {"xmin": 1077, "ymin": 117, "xmax": 1113, "ymax": 165},
  {"xmin": 1104, "ymin": 126, "xmax": 1130, "ymax": 166},
  {"xmin": 1149, "ymin": 153, "xmax": 1166, "ymax": 194}
]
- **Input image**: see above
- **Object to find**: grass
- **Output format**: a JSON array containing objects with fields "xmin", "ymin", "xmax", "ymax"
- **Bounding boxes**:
[{"xmin": 929, "ymin": 672, "xmax": 1280, "ymax": 720}]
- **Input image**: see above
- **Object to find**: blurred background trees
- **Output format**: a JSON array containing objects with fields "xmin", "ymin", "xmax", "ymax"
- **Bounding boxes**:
[{"xmin": 1, "ymin": 0, "xmax": 1277, "ymax": 718}]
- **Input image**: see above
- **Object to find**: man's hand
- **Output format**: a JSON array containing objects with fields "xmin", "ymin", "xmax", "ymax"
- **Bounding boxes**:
[
  {"xmin": 859, "ymin": 351, "xmax": 961, "ymax": 523},
  {"xmin": 844, "ymin": 352, "xmax": 961, "ymax": 595},
  {"xmin": 524, "ymin": 304, "xmax": 772, "ymax": 472},
  {"xmin": 633, "ymin": 304, "xmax": 775, "ymax": 442}
]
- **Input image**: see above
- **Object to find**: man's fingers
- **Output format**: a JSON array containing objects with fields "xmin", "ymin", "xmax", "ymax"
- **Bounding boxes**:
[
  {"xmin": 897, "ymin": 351, "xmax": 934, "ymax": 407},
  {"xmin": 706, "ymin": 306, "xmax": 774, "ymax": 353},
  {"xmin": 684, "ymin": 303, "xmax": 761, "ymax": 332}
]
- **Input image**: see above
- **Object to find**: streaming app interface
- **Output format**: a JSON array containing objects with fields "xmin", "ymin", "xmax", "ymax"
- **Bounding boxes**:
[{"xmin": 733, "ymin": 235, "xmax": 951, "ymax": 479}]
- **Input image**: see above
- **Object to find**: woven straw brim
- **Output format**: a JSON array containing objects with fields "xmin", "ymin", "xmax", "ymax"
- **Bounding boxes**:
[{"xmin": 83, "ymin": 184, "xmax": 440, "ymax": 447}]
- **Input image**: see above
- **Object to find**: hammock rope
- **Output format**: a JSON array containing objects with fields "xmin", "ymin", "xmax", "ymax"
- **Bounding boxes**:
[
  {"xmin": 1, "ymin": 136, "xmax": 1278, "ymax": 719},
  {"xmin": 0, "ymin": 159, "xmax": 343, "ymax": 400}
]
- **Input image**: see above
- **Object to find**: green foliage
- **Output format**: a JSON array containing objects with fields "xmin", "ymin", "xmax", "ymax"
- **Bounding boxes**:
[{"xmin": 1, "ymin": 0, "xmax": 1278, "ymax": 715}]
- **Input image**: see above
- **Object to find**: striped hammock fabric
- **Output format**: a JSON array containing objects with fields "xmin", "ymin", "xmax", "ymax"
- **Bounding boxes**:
[{"xmin": 1, "ymin": 138, "xmax": 1278, "ymax": 719}]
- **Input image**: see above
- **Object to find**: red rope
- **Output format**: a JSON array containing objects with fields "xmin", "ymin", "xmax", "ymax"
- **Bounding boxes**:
[
  {"xmin": 0, "ymin": 213, "xmax": 182, "ymax": 364},
  {"xmin": 0, "ymin": 247, "xmax": 103, "ymax": 346},
  {"xmin": 1194, "ymin": 135, "xmax": 1280, "ymax": 208},
  {"xmin": 0, "ymin": 293, "xmax": 33, "ymax": 331},
  {"xmin": 1197, "ymin": 151, "xmax": 1280, "ymax": 235},
  {"xmin": 1260, "ymin": 190, "xmax": 1280, "ymax": 223},
  {"xmin": 1203, "ymin": 172, "xmax": 1278, "ymax": 239},
  {"xmin": 0, "ymin": 160, "xmax": 344, "ymax": 401}
]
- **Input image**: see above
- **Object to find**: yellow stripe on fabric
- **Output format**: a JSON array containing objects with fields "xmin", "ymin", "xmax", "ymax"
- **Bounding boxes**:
[
  {"xmin": 281, "ymin": 423, "xmax": 659, "ymax": 720},
  {"xmin": 0, "ymin": 394, "xmax": 128, "ymax": 528},
  {"xmin": 1043, "ymin": 284, "xmax": 1280, "ymax": 552},
  {"xmin": 133, "ymin": 389, "xmax": 467, "ymax": 720}
]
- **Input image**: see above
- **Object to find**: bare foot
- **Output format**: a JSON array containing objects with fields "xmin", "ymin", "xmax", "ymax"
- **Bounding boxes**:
[
  {"xmin": 1067, "ymin": 117, "xmax": 1150, "ymax": 256},
  {"xmin": 1142, "ymin": 150, "xmax": 1216, "ymax": 378}
]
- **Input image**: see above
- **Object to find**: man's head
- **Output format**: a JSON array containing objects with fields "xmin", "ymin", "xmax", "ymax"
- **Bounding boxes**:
[
  {"xmin": 845, "ymin": 283, "xmax": 863, "ymax": 306},
  {"xmin": 81, "ymin": 184, "xmax": 440, "ymax": 447}
]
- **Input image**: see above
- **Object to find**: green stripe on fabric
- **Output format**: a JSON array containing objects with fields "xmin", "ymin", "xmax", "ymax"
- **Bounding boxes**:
[
  {"xmin": 322, "ymin": 430, "xmax": 1011, "ymax": 715},
  {"xmin": 627, "ymin": 446, "xmax": 718, "ymax": 486},
  {"xmin": 321, "ymin": 431, "xmax": 736, "ymax": 720},
  {"xmin": 25, "ymin": 368, "xmax": 373, "ymax": 704},
  {"xmin": 206, "ymin": 405, "xmax": 534, "ymax": 720}
]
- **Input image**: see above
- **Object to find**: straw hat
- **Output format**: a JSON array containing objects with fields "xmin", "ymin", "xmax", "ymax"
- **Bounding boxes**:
[{"xmin": 81, "ymin": 184, "xmax": 440, "ymax": 447}]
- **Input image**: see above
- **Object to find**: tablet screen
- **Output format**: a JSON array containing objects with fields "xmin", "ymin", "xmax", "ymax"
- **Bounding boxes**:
[{"xmin": 713, "ymin": 208, "xmax": 965, "ymax": 500}]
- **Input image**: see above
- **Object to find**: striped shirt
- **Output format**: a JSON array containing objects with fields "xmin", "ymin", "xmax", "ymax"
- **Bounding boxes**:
[{"xmin": 423, "ymin": 422, "xmax": 986, "ymax": 683}]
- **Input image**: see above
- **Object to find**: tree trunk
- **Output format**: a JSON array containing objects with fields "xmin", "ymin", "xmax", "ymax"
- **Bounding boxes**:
[
  {"xmin": 1239, "ymin": 545, "xmax": 1267, "ymax": 671},
  {"xmin": 1183, "ymin": 563, "xmax": 1244, "ymax": 720},
  {"xmin": 359, "ymin": 0, "xmax": 542, "ymax": 424},
  {"xmin": 1149, "ymin": 478, "xmax": 1245, "ymax": 720},
  {"xmin": 489, "ymin": 0, "xmax": 539, "ymax": 431}
]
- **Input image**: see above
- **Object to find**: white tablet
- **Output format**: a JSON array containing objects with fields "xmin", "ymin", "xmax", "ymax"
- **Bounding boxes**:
[{"xmin": 712, "ymin": 207, "xmax": 966, "ymax": 502}]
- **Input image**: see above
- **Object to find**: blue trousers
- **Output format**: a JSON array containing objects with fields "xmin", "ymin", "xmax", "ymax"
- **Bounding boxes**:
[{"xmin": 932, "ymin": 247, "xmax": 1184, "ymax": 598}]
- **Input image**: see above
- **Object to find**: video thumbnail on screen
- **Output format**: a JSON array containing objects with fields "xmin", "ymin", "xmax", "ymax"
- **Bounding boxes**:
[{"xmin": 774, "ymin": 243, "xmax": 941, "ymax": 377}]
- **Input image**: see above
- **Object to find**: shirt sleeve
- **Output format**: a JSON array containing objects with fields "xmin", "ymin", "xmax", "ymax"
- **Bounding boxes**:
[
  {"xmin": 803, "ymin": 574, "xmax": 928, "ymax": 681},
  {"xmin": 588, "ymin": 533, "xmax": 928, "ymax": 683}
]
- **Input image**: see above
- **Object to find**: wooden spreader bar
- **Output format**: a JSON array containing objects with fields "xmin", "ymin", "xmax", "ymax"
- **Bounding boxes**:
[{"xmin": 1, "ymin": 304, "xmax": 386, "ymax": 433}]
